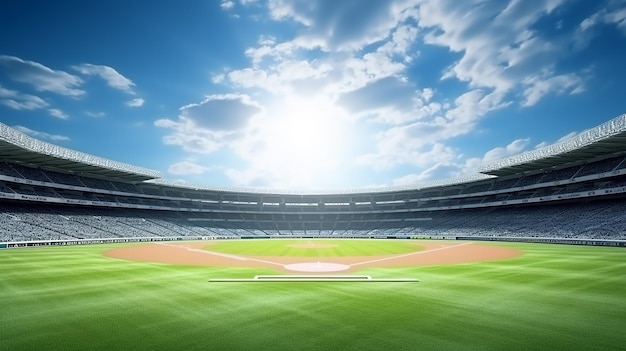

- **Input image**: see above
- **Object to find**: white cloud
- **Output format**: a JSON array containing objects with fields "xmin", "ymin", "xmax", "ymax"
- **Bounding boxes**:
[
  {"xmin": 338, "ymin": 76, "xmax": 411, "ymax": 109},
  {"xmin": 579, "ymin": 2, "xmax": 626, "ymax": 34},
  {"xmin": 574, "ymin": 1, "xmax": 626, "ymax": 49},
  {"xmin": 224, "ymin": 0, "xmax": 422, "ymax": 100},
  {"xmin": 521, "ymin": 73, "xmax": 585, "ymax": 107},
  {"xmin": 555, "ymin": 131, "xmax": 579, "ymax": 143},
  {"xmin": 342, "ymin": 50, "xmax": 407, "ymax": 87},
  {"xmin": 0, "ymin": 99, "xmax": 42, "ymax": 110},
  {"xmin": 85, "ymin": 111, "xmax": 106, "ymax": 118},
  {"xmin": 483, "ymin": 138, "xmax": 530, "ymax": 162},
  {"xmin": 392, "ymin": 162, "xmax": 465, "ymax": 185},
  {"xmin": 358, "ymin": 135, "xmax": 457, "ymax": 171},
  {"xmin": 211, "ymin": 73, "xmax": 226, "ymax": 84},
  {"xmin": 126, "ymin": 98, "xmax": 145, "ymax": 107},
  {"xmin": 357, "ymin": 89, "xmax": 509, "ymax": 171},
  {"xmin": 348, "ymin": 0, "xmax": 589, "ymax": 174},
  {"xmin": 267, "ymin": 0, "xmax": 417, "ymax": 51},
  {"xmin": 0, "ymin": 84, "xmax": 69, "ymax": 119},
  {"xmin": 226, "ymin": 0, "xmax": 551, "ymax": 129},
  {"xmin": 47, "ymin": 108, "xmax": 69, "ymax": 120},
  {"xmin": 390, "ymin": 137, "xmax": 532, "ymax": 186},
  {"xmin": 244, "ymin": 41, "xmax": 287, "ymax": 67},
  {"xmin": 381, "ymin": 23, "xmax": 420, "ymax": 58},
  {"xmin": 445, "ymin": 90, "xmax": 510, "ymax": 127},
  {"xmin": 0, "ymin": 85, "xmax": 49, "ymax": 110},
  {"xmin": 168, "ymin": 161, "xmax": 210, "ymax": 175},
  {"xmin": 227, "ymin": 59, "xmax": 333, "ymax": 95},
  {"xmin": 179, "ymin": 94, "xmax": 262, "ymax": 131},
  {"xmin": 73, "ymin": 63, "xmax": 136, "ymax": 94},
  {"xmin": 154, "ymin": 118, "xmax": 225, "ymax": 154},
  {"xmin": 421, "ymin": 88, "xmax": 434, "ymax": 102},
  {"xmin": 155, "ymin": 94, "xmax": 263, "ymax": 155},
  {"xmin": 418, "ymin": 0, "xmax": 584, "ymax": 101},
  {"xmin": 13, "ymin": 125, "xmax": 70, "ymax": 142},
  {"xmin": 0, "ymin": 55, "xmax": 84, "ymax": 96},
  {"xmin": 190, "ymin": 0, "xmax": 607, "ymax": 189},
  {"xmin": 221, "ymin": 1, "xmax": 235, "ymax": 10},
  {"xmin": 535, "ymin": 130, "xmax": 579, "ymax": 149}
]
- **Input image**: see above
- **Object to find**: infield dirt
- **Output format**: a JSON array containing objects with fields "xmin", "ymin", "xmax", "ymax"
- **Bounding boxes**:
[{"xmin": 104, "ymin": 241, "xmax": 521, "ymax": 274}]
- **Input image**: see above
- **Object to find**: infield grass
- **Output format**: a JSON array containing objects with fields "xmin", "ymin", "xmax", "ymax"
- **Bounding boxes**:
[
  {"xmin": 1, "ymin": 240, "xmax": 624, "ymax": 351},
  {"xmin": 206, "ymin": 238, "xmax": 422, "ymax": 256}
]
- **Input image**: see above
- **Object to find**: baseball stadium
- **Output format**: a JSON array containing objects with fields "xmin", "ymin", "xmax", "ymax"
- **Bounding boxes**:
[{"xmin": 1, "ymin": 114, "xmax": 625, "ymax": 350}]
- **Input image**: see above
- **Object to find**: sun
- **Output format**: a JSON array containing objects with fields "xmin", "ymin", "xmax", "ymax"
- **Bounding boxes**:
[{"xmin": 248, "ymin": 96, "xmax": 352, "ymax": 189}]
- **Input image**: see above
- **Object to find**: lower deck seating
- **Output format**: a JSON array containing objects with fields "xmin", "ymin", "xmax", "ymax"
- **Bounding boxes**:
[{"xmin": 1, "ymin": 199, "xmax": 625, "ymax": 242}]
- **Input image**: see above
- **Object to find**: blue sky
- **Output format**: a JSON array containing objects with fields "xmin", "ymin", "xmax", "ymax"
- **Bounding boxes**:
[{"xmin": 1, "ymin": 0, "xmax": 625, "ymax": 191}]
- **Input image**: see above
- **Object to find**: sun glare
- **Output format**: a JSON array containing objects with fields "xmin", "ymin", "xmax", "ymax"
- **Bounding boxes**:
[{"xmin": 256, "ymin": 97, "xmax": 350, "ymax": 188}]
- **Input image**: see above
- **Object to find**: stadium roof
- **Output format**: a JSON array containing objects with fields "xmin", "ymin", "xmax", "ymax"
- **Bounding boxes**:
[
  {"xmin": 479, "ymin": 113, "xmax": 626, "ymax": 176},
  {"xmin": 1, "ymin": 112, "xmax": 625, "ymax": 188},
  {"xmin": 0, "ymin": 122, "xmax": 160, "ymax": 182}
]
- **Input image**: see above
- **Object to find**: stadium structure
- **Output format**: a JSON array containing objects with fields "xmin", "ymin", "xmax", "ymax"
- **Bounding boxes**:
[{"xmin": 2, "ymin": 113, "xmax": 626, "ymax": 248}]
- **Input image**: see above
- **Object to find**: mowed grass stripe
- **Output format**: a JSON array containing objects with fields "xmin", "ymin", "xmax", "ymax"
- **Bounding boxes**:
[
  {"xmin": 1, "ymin": 241, "xmax": 625, "ymax": 350},
  {"xmin": 206, "ymin": 239, "xmax": 421, "ymax": 257},
  {"xmin": 358, "ymin": 271, "xmax": 621, "ymax": 348}
]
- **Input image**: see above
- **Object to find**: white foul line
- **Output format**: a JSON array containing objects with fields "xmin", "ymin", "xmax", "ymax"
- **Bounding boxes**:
[
  {"xmin": 157, "ymin": 242, "xmax": 249, "ymax": 261},
  {"xmin": 156, "ymin": 242, "xmax": 288, "ymax": 267},
  {"xmin": 350, "ymin": 242, "xmax": 473, "ymax": 267},
  {"xmin": 157, "ymin": 241, "xmax": 475, "ymax": 270}
]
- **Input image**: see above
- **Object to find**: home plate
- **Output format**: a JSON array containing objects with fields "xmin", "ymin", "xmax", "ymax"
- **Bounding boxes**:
[{"xmin": 284, "ymin": 262, "xmax": 350, "ymax": 272}]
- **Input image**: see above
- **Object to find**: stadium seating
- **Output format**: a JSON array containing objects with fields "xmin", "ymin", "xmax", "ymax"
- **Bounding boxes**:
[{"xmin": 2, "ymin": 117, "xmax": 626, "ymax": 244}]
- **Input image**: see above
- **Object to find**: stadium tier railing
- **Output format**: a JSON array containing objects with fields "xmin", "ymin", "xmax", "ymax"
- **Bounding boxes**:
[
  {"xmin": 2, "ymin": 235, "xmax": 624, "ymax": 249},
  {"xmin": 0, "ymin": 235, "xmax": 232, "ymax": 249},
  {"xmin": 456, "ymin": 236, "xmax": 626, "ymax": 247}
]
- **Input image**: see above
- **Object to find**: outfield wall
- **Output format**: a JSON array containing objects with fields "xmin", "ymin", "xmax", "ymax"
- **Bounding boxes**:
[
  {"xmin": 0, "ymin": 235, "xmax": 449, "ymax": 249},
  {"xmin": 0, "ymin": 235, "xmax": 236, "ymax": 249},
  {"xmin": 2, "ymin": 235, "xmax": 624, "ymax": 249}
]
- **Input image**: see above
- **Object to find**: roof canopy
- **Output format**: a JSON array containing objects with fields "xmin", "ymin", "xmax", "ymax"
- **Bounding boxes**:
[
  {"xmin": 0, "ymin": 123, "xmax": 160, "ymax": 182},
  {"xmin": 479, "ymin": 113, "xmax": 626, "ymax": 176}
]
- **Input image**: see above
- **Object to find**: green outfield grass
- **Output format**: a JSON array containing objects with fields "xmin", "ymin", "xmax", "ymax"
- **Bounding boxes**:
[{"xmin": 1, "ymin": 240, "xmax": 625, "ymax": 351}]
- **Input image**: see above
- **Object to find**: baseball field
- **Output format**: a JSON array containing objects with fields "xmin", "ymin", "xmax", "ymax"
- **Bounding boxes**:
[{"xmin": 1, "ymin": 239, "xmax": 624, "ymax": 350}]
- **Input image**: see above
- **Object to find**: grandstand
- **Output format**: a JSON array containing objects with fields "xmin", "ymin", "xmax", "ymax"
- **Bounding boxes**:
[{"xmin": 1, "ymin": 114, "xmax": 626, "ymax": 246}]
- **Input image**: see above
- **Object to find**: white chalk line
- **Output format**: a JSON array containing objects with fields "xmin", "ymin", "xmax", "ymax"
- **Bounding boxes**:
[
  {"xmin": 238, "ymin": 256, "xmax": 285, "ymax": 267},
  {"xmin": 157, "ymin": 241, "xmax": 475, "ymax": 271},
  {"xmin": 156, "ymin": 242, "xmax": 248, "ymax": 261},
  {"xmin": 350, "ymin": 242, "xmax": 473, "ymax": 267},
  {"xmin": 156, "ymin": 242, "xmax": 284, "ymax": 266}
]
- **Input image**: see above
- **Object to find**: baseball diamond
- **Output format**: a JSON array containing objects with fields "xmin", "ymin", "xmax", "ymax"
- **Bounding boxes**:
[{"xmin": 104, "ymin": 240, "xmax": 522, "ymax": 273}]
